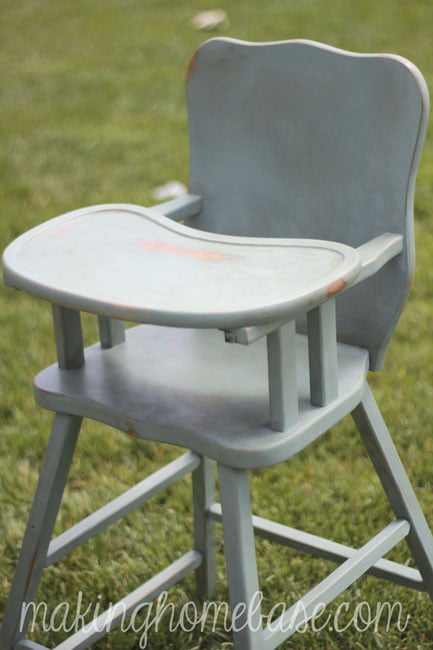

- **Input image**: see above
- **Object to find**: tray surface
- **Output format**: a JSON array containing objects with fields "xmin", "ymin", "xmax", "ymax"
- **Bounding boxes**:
[{"xmin": 3, "ymin": 204, "xmax": 361, "ymax": 327}]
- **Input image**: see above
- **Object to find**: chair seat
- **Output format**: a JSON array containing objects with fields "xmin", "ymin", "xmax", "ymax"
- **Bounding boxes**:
[
  {"xmin": 34, "ymin": 324, "xmax": 369, "ymax": 468},
  {"xmin": 3, "ymin": 203, "xmax": 361, "ymax": 329}
]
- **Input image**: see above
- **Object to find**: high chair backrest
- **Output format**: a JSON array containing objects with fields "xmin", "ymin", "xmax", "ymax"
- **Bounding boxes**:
[{"xmin": 186, "ymin": 38, "xmax": 429, "ymax": 369}]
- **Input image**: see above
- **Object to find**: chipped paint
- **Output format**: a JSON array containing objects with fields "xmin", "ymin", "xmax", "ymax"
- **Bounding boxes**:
[
  {"xmin": 138, "ymin": 239, "xmax": 228, "ymax": 261},
  {"xmin": 25, "ymin": 550, "xmax": 37, "ymax": 592},
  {"xmin": 125, "ymin": 420, "xmax": 139, "ymax": 438},
  {"xmin": 327, "ymin": 278, "xmax": 346, "ymax": 297},
  {"xmin": 186, "ymin": 49, "xmax": 199, "ymax": 83}
]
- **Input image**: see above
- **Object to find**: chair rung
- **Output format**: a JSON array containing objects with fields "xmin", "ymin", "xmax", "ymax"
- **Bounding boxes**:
[
  {"xmin": 209, "ymin": 504, "xmax": 422, "ymax": 590},
  {"xmin": 15, "ymin": 641, "xmax": 50, "ymax": 650},
  {"xmin": 263, "ymin": 519, "xmax": 410, "ymax": 649},
  {"xmin": 46, "ymin": 452, "xmax": 201, "ymax": 566},
  {"xmin": 21, "ymin": 551, "xmax": 202, "ymax": 650}
]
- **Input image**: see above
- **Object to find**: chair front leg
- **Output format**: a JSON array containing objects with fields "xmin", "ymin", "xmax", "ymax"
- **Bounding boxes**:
[
  {"xmin": 0, "ymin": 413, "xmax": 82, "ymax": 649},
  {"xmin": 218, "ymin": 463, "xmax": 264, "ymax": 650}
]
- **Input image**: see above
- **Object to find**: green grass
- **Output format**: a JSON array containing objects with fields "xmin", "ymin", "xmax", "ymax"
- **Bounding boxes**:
[{"xmin": 2, "ymin": 1, "xmax": 433, "ymax": 648}]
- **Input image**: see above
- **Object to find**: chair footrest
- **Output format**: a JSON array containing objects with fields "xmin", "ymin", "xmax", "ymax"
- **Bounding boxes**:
[
  {"xmin": 15, "ymin": 641, "xmax": 50, "ymax": 650},
  {"xmin": 46, "ymin": 452, "xmax": 200, "ymax": 566},
  {"xmin": 209, "ymin": 504, "xmax": 422, "ymax": 590},
  {"xmin": 17, "ymin": 551, "xmax": 202, "ymax": 650},
  {"xmin": 262, "ymin": 519, "xmax": 410, "ymax": 649}
]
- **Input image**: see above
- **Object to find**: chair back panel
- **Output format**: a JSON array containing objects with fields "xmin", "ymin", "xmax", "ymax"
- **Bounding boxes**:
[{"xmin": 186, "ymin": 38, "xmax": 429, "ymax": 368}]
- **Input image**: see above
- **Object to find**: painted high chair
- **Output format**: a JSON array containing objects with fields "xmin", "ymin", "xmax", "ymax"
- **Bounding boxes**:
[{"xmin": 2, "ymin": 38, "xmax": 433, "ymax": 650}]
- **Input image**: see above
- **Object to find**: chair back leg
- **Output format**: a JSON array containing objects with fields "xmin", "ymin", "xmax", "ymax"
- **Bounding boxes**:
[
  {"xmin": 218, "ymin": 464, "xmax": 265, "ymax": 650},
  {"xmin": 192, "ymin": 457, "xmax": 217, "ymax": 599},
  {"xmin": 352, "ymin": 384, "xmax": 433, "ymax": 597}
]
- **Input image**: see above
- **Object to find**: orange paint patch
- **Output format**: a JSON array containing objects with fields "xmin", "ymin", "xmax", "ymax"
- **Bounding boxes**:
[
  {"xmin": 51, "ymin": 223, "xmax": 76, "ymax": 238},
  {"xmin": 138, "ymin": 239, "xmax": 228, "ymax": 261},
  {"xmin": 327, "ymin": 278, "xmax": 347, "ymax": 297}
]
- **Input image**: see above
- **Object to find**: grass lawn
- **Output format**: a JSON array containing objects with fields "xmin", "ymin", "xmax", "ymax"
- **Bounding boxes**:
[{"xmin": 2, "ymin": 0, "xmax": 433, "ymax": 648}]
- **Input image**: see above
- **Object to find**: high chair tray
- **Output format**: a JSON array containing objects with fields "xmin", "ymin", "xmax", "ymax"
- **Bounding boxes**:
[{"xmin": 3, "ymin": 203, "xmax": 361, "ymax": 327}]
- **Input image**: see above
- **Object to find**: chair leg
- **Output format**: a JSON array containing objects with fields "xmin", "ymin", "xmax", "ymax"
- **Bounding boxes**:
[
  {"xmin": 218, "ymin": 464, "xmax": 264, "ymax": 650},
  {"xmin": 0, "ymin": 413, "xmax": 82, "ymax": 650},
  {"xmin": 352, "ymin": 384, "xmax": 433, "ymax": 598},
  {"xmin": 192, "ymin": 456, "xmax": 217, "ymax": 599}
]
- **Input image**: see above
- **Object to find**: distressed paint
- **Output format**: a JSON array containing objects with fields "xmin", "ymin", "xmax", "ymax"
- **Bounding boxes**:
[
  {"xmin": 2, "ymin": 38, "xmax": 432, "ymax": 650},
  {"xmin": 24, "ymin": 552, "xmax": 37, "ymax": 593},
  {"xmin": 137, "ymin": 239, "xmax": 229, "ymax": 260},
  {"xmin": 327, "ymin": 278, "xmax": 346, "ymax": 297}
]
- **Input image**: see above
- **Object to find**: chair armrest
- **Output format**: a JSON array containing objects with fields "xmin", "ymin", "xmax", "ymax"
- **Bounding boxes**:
[
  {"xmin": 354, "ymin": 233, "xmax": 403, "ymax": 285},
  {"xmin": 224, "ymin": 233, "xmax": 403, "ymax": 346},
  {"xmin": 150, "ymin": 193, "xmax": 203, "ymax": 221}
]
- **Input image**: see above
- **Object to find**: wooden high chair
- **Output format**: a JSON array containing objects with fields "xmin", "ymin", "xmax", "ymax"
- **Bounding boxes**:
[{"xmin": 2, "ymin": 38, "xmax": 433, "ymax": 650}]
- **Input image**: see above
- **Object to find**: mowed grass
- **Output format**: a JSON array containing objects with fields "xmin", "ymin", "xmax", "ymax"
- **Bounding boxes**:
[{"xmin": 2, "ymin": 1, "xmax": 433, "ymax": 648}]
